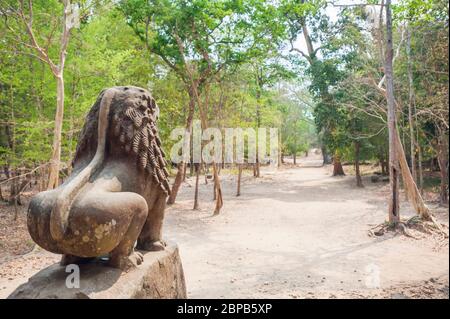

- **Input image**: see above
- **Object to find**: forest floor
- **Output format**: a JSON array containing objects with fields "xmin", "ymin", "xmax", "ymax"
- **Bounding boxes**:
[{"xmin": 0, "ymin": 152, "xmax": 448, "ymax": 299}]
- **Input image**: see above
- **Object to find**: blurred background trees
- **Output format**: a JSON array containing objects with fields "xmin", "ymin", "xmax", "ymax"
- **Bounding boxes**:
[{"xmin": 0, "ymin": 0, "xmax": 447, "ymax": 212}]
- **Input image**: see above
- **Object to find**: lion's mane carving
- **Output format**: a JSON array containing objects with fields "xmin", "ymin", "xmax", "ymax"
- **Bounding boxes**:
[{"xmin": 74, "ymin": 87, "xmax": 170, "ymax": 194}]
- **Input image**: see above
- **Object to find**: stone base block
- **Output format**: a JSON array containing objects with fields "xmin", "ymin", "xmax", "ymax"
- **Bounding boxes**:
[{"xmin": 8, "ymin": 244, "xmax": 186, "ymax": 299}]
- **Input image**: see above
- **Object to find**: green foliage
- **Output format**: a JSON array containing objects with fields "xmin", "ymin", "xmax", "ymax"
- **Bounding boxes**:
[{"xmin": 0, "ymin": 0, "xmax": 448, "ymax": 185}]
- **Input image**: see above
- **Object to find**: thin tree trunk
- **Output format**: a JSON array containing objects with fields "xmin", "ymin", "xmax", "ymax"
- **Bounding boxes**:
[
  {"xmin": 395, "ymin": 130, "xmax": 432, "ymax": 220},
  {"xmin": 67, "ymin": 73, "xmax": 78, "ymax": 176},
  {"xmin": 212, "ymin": 163, "xmax": 223, "ymax": 214},
  {"xmin": 13, "ymin": 197, "xmax": 19, "ymax": 221},
  {"xmin": 11, "ymin": 174, "xmax": 31, "ymax": 220},
  {"xmin": 17, "ymin": 0, "xmax": 72, "ymax": 190},
  {"xmin": 167, "ymin": 87, "xmax": 196, "ymax": 205},
  {"xmin": 436, "ymin": 132, "xmax": 449, "ymax": 206},
  {"xmin": 255, "ymin": 76, "xmax": 262, "ymax": 178},
  {"xmin": 254, "ymin": 156, "xmax": 260, "ymax": 177},
  {"xmin": 407, "ymin": 29, "xmax": 417, "ymax": 182},
  {"xmin": 47, "ymin": 1, "xmax": 72, "ymax": 189},
  {"xmin": 8, "ymin": 83, "xmax": 17, "ymax": 204},
  {"xmin": 236, "ymin": 164, "xmax": 242, "ymax": 196},
  {"xmin": 417, "ymin": 140, "xmax": 424, "ymax": 194},
  {"xmin": 321, "ymin": 145, "xmax": 331, "ymax": 165},
  {"xmin": 385, "ymin": 0, "xmax": 400, "ymax": 224},
  {"xmin": 203, "ymin": 163, "xmax": 209, "ymax": 185},
  {"xmin": 278, "ymin": 132, "xmax": 282, "ymax": 167},
  {"xmin": 379, "ymin": 152, "xmax": 388, "ymax": 175},
  {"xmin": 189, "ymin": 138, "xmax": 194, "ymax": 177},
  {"xmin": 380, "ymin": 160, "xmax": 386, "ymax": 175},
  {"xmin": 40, "ymin": 165, "xmax": 46, "ymax": 192},
  {"xmin": 183, "ymin": 163, "xmax": 187, "ymax": 181},
  {"xmin": 355, "ymin": 142, "xmax": 363, "ymax": 187},
  {"xmin": 47, "ymin": 75, "xmax": 65, "ymax": 189},
  {"xmin": 193, "ymin": 163, "xmax": 200, "ymax": 210},
  {"xmin": 293, "ymin": 153, "xmax": 296, "ymax": 165},
  {"xmin": 415, "ymin": 107, "xmax": 424, "ymax": 195},
  {"xmin": 10, "ymin": 170, "xmax": 17, "ymax": 205}
]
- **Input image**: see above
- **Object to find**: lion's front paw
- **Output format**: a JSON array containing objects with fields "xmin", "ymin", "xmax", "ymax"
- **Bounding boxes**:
[
  {"xmin": 108, "ymin": 251, "xmax": 144, "ymax": 271},
  {"xmin": 136, "ymin": 240, "xmax": 166, "ymax": 251}
]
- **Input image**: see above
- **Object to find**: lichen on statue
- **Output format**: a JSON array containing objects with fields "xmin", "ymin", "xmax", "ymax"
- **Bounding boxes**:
[{"xmin": 27, "ymin": 86, "xmax": 171, "ymax": 270}]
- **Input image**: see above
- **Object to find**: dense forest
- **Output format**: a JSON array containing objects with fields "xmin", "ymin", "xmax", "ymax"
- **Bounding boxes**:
[{"xmin": 0, "ymin": 0, "xmax": 448, "ymax": 221}]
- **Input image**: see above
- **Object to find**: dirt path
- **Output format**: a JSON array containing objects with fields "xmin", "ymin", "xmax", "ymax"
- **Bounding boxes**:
[
  {"xmin": 0, "ymin": 154, "xmax": 448, "ymax": 298},
  {"xmin": 164, "ymin": 155, "xmax": 449, "ymax": 298}
]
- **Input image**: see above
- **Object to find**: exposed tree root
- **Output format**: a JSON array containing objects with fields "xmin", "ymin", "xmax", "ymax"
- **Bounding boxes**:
[{"xmin": 368, "ymin": 215, "xmax": 449, "ymax": 240}]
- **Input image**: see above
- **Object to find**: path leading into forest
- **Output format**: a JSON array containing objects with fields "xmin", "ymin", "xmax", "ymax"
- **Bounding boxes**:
[
  {"xmin": 0, "ymin": 153, "xmax": 448, "ymax": 298},
  {"xmin": 164, "ymin": 153, "xmax": 449, "ymax": 298}
]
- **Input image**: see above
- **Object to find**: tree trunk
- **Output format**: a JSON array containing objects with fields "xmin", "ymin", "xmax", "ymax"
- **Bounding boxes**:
[
  {"xmin": 167, "ymin": 163, "xmax": 185, "ymax": 206},
  {"xmin": 167, "ymin": 87, "xmax": 196, "ymax": 205},
  {"xmin": 379, "ymin": 153, "xmax": 388, "ymax": 175},
  {"xmin": 254, "ymin": 156, "xmax": 260, "ymax": 177},
  {"xmin": 395, "ymin": 130, "xmax": 432, "ymax": 220},
  {"xmin": 40, "ymin": 165, "xmax": 47, "ymax": 192},
  {"xmin": 436, "ymin": 132, "xmax": 449, "ymax": 206},
  {"xmin": 321, "ymin": 145, "xmax": 331, "ymax": 165},
  {"xmin": 17, "ymin": 0, "xmax": 72, "ymax": 190},
  {"xmin": 385, "ymin": 0, "xmax": 400, "ymax": 224},
  {"xmin": 355, "ymin": 142, "xmax": 363, "ymax": 187},
  {"xmin": 193, "ymin": 163, "xmax": 200, "ymax": 210},
  {"xmin": 203, "ymin": 163, "xmax": 209, "ymax": 185},
  {"xmin": 47, "ymin": 75, "xmax": 65, "ymax": 189},
  {"xmin": 13, "ymin": 196, "xmax": 19, "ymax": 221},
  {"xmin": 407, "ymin": 29, "xmax": 417, "ymax": 183},
  {"xmin": 183, "ymin": 163, "xmax": 187, "ymax": 181},
  {"xmin": 212, "ymin": 163, "xmax": 223, "ymax": 215},
  {"xmin": 9, "ymin": 170, "xmax": 17, "ymax": 205},
  {"xmin": 293, "ymin": 153, "xmax": 297, "ymax": 165},
  {"xmin": 10, "ymin": 175, "xmax": 29, "ymax": 207},
  {"xmin": 255, "ymin": 79, "xmax": 262, "ymax": 178},
  {"xmin": 381, "ymin": 160, "xmax": 387, "ymax": 176},
  {"xmin": 278, "ymin": 133, "xmax": 282, "ymax": 167},
  {"xmin": 417, "ymin": 141, "xmax": 424, "ymax": 195},
  {"xmin": 332, "ymin": 152, "xmax": 345, "ymax": 176},
  {"xmin": 236, "ymin": 164, "xmax": 242, "ymax": 197},
  {"xmin": 189, "ymin": 142, "xmax": 194, "ymax": 177}
]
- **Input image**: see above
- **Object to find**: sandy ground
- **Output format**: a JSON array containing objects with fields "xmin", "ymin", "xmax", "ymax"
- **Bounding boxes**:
[{"xmin": 0, "ymin": 153, "xmax": 448, "ymax": 298}]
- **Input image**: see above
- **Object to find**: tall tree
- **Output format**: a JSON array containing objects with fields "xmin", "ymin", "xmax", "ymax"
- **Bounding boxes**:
[
  {"xmin": 385, "ymin": 0, "xmax": 400, "ymax": 223},
  {"xmin": 0, "ymin": 0, "xmax": 78, "ymax": 189},
  {"xmin": 122, "ymin": 0, "xmax": 286, "ymax": 210},
  {"xmin": 283, "ymin": 0, "xmax": 349, "ymax": 175}
]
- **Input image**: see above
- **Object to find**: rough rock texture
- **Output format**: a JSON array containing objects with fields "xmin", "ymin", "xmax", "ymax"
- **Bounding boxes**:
[{"xmin": 8, "ymin": 245, "xmax": 186, "ymax": 299}]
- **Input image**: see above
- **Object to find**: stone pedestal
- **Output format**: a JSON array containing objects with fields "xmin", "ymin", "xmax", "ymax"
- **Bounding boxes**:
[{"xmin": 8, "ymin": 244, "xmax": 186, "ymax": 299}]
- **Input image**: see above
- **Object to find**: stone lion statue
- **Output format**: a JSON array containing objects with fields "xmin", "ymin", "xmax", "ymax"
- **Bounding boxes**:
[{"xmin": 27, "ymin": 86, "xmax": 171, "ymax": 270}]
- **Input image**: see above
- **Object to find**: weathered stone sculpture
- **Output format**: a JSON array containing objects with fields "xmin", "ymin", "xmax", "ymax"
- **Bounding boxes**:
[{"xmin": 27, "ymin": 86, "xmax": 171, "ymax": 270}]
